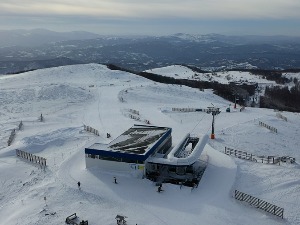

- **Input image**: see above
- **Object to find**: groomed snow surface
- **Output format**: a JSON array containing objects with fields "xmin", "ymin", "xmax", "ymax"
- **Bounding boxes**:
[{"xmin": 1, "ymin": 63, "xmax": 300, "ymax": 225}]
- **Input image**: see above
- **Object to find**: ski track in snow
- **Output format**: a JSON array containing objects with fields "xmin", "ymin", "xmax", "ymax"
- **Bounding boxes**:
[{"xmin": 0, "ymin": 63, "xmax": 299, "ymax": 225}]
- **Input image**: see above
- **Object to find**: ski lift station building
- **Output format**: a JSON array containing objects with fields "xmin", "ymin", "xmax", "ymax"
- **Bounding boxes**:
[
  {"xmin": 85, "ymin": 124, "xmax": 172, "ymax": 171},
  {"xmin": 85, "ymin": 124, "xmax": 208, "ymax": 184}
]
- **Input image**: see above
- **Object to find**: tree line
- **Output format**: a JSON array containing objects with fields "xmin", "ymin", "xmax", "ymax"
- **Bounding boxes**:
[
  {"xmin": 260, "ymin": 81, "xmax": 300, "ymax": 112},
  {"xmin": 106, "ymin": 64, "xmax": 255, "ymax": 106}
]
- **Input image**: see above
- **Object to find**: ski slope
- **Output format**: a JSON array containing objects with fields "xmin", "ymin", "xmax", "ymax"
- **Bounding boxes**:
[
  {"xmin": 0, "ymin": 63, "xmax": 300, "ymax": 225},
  {"xmin": 146, "ymin": 65, "xmax": 276, "ymax": 85}
]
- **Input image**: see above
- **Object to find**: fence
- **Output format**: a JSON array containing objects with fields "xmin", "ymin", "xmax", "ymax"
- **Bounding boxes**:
[
  {"xmin": 18, "ymin": 121, "xmax": 23, "ymax": 130},
  {"xmin": 123, "ymin": 109, "xmax": 140, "ymax": 121},
  {"xmin": 224, "ymin": 147, "xmax": 254, "ymax": 161},
  {"xmin": 7, "ymin": 129, "xmax": 16, "ymax": 146},
  {"xmin": 83, "ymin": 125, "xmax": 99, "ymax": 136},
  {"xmin": 253, "ymin": 156, "xmax": 281, "ymax": 164},
  {"xmin": 127, "ymin": 113, "xmax": 150, "ymax": 124},
  {"xmin": 129, "ymin": 114, "xmax": 140, "ymax": 121},
  {"xmin": 276, "ymin": 112, "xmax": 287, "ymax": 122},
  {"xmin": 122, "ymin": 109, "xmax": 150, "ymax": 124},
  {"xmin": 234, "ymin": 190, "xmax": 284, "ymax": 219},
  {"xmin": 16, "ymin": 149, "xmax": 47, "ymax": 168},
  {"xmin": 224, "ymin": 147, "xmax": 295, "ymax": 164},
  {"xmin": 259, "ymin": 121, "xmax": 278, "ymax": 133},
  {"xmin": 129, "ymin": 109, "xmax": 139, "ymax": 115},
  {"xmin": 172, "ymin": 108, "xmax": 211, "ymax": 112},
  {"xmin": 172, "ymin": 108, "xmax": 196, "ymax": 112},
  {"xmin": 7, "ymin": 121, "xmax": 24, "ymax": 146}
]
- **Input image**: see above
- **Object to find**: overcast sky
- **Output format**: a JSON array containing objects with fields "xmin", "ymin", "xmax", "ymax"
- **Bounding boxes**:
[{"xmin": 1, "ymin": 0, "xmax": 300, "ymax": 35}]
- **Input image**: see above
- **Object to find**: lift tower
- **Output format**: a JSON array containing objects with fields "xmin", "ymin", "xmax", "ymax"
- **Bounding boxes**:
[{"xmin": 207, "ymin": 107, "xmax": 221, "ymax": 139}]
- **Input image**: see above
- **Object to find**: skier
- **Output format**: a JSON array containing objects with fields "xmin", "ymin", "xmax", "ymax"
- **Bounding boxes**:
[
  {"xmin": 114, "ymin": 177, "xmax": 117, "ymax": 184},
  {"xmin": 77, "ymin": 181, "xmax": 81, "ymax": 190}
]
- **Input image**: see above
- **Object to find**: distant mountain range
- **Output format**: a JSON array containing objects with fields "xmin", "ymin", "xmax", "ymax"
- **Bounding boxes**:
[
  {"xmin": 1, "ymin": 29, "xmax": 300, "ymax": 74},
  {"xmin": 0, "ymin": 29, "xmax": 101, "ymax": 47}
]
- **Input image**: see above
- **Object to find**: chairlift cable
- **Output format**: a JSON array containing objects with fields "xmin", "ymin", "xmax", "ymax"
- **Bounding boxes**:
[{"xmin": 190, "ymin": 112, "xmax": 207, "ymax": 134}]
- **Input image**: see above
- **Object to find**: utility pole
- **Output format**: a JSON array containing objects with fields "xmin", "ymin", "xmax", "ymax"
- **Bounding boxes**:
[{"xmin": 207, "ymin": 107, "xmax": 221, "ymax": 139}]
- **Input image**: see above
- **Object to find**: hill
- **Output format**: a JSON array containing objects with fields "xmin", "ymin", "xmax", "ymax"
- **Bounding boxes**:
[
  {"xmin": 0, "ymin": 64, "xmax": 300, "ymax": 225},
  {"xmin": 146, "ymin": 65, "xmax": 300, "ymax": 111}
]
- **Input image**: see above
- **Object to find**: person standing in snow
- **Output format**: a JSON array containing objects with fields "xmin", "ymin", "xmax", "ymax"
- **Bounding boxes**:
[
  {"xmin": 77, "ymin": 181, "xmax": 81, "ymax": 190},
  {"xmin": 114, "ymin": 177, "xmax": 117, "ymax": 184},
  {"xmin": 158, "ymin": 185, "xmax": 163, "ymax": 193}
]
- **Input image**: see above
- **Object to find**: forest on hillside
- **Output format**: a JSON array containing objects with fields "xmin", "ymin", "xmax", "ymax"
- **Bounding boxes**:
[
  {"xmin": 260, "ymin": 81, "xmax": 300, "ymax": 112},
  {"xmin": 107, "ymin": 64, "xmax": 300, "ymax": 112}
]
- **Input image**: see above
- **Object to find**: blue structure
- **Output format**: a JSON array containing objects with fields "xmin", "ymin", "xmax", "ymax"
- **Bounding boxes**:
[
  {"xmin": 85, "ymin": 125, "xmax": 172, "ymax": 169},
  {"xmin": 85, "ymin": 124, "xmax": 208, "ymax": 187}
]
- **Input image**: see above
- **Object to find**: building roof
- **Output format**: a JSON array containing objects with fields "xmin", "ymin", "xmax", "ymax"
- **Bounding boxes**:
[{"xmin": 85, "ymin": 124, "xmax": 171, "ymax": 161}]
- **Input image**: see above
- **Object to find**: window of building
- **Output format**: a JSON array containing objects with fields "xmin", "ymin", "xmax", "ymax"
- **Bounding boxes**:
[
  {"xmin": 98, "ymin": 155, "xmax": 122, "ymax": 162},
  {"xmin": 122, "ymin": 158, "xmax": 138, "ymax": 163}
]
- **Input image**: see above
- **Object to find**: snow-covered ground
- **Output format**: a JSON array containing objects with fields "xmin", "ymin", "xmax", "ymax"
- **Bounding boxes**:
[
  {"xmin": 283, "ymin": 72, "xmax": 300, "ymax": 88},
  {"xmin": 1, "ymin": 63, "xmax": 300, "ymax": 225},
  {"xmin": 146, "ymin": 65, "xmax": 276, "ymax": 85}
]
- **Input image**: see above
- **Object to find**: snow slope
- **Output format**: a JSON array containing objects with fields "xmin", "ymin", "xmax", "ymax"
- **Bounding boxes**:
[
  {"xmin": 146, "ymin": 65, "xmax": 276, "ymax": 85},
  {"xmin": 0, "ymin": 63, "xmax": 299, "ymax": 225}
]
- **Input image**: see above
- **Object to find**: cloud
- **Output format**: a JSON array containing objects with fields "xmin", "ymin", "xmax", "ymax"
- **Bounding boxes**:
[
  {"xmin": 1, "ymin": 0, "xmax": 300, "ymax": 35},
  {"xmin": 1, "ymin": 0, "xmax": 300, "ymax": 19}
]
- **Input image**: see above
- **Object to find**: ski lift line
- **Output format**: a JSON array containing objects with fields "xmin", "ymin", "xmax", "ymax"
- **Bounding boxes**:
[{"xmin": 190, "ymin": 112, "xmax": 208, "ymax": 134}]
